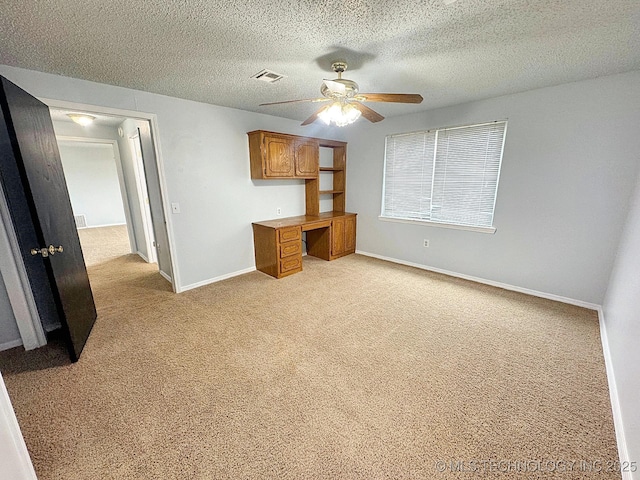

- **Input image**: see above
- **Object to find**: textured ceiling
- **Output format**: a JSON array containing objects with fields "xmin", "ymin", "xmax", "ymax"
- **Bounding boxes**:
[{"xmin": 1, "ymin": 0, "xmax": 639, "ymax": 122}]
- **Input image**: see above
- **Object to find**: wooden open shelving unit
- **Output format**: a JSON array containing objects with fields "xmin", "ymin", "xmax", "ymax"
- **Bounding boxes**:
[{"xmin": 305, "ymin": 139, "xmax": 346, "ymax": 216}]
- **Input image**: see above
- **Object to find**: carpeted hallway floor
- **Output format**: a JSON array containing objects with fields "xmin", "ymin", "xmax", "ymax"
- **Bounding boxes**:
[
  {"xmin": 77, "ymin": 224, "xmax": 132, "ymax": 266},
  {"xmin": 0, "ymin": 254, "xmax": 620, "ymax": 479}
]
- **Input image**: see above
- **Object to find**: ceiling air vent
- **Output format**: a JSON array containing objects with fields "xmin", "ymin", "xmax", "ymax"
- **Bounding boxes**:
[{"xmin": 251, "ymin": 69, "xmax": 285, "ymax": 83}]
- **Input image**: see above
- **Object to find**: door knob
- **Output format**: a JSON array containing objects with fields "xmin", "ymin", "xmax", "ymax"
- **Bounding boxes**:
[
  {"xmin": 30, "ymin": 247, "xmax": 49, "ymax": 258},
  {"xmin": 48, "ymin": 245, "xmax": 63, "ymax": 255},
  {"xmin": 30, "ymin": 245, "xmax": 63, "ymax": 257}
]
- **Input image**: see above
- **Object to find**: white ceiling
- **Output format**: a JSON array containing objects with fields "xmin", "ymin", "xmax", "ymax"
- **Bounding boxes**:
[{"xmin": 1, "ymin": 0, "xmax": 639, "ymax": 123}]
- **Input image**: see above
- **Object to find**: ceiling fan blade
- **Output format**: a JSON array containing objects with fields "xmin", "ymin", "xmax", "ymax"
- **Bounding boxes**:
[
  {"xmin": 323, "ymin": 79, "xmax": 346, "ymax": 95},
  {"xmin": 301, "ymin": 104, "xmax": 331, "ymax": 126},
  {"xmin": 356, "ymin": 93, "xmax": 423, "ymax": 104},
  {"xmin": 352, "ymin": 102, "xmax": 385, "ymax": 123},
  {"xmin": 260, "ymin": 98, "xmax": 329, "ymax": 106}
]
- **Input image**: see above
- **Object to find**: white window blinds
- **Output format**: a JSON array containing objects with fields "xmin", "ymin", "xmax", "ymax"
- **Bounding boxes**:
[{"xmin": 382, "ymin": 121, "xmax": 506, "ymax": 229}]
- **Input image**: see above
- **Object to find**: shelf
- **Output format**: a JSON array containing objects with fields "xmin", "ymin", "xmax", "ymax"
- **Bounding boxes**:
[
  {"xmin": 319, "ymin": 190, "xmax": 344, "ymax": 195},
  {"xmin": 319, "ymin": 167, "xmax": 344, "ymax": 172}
]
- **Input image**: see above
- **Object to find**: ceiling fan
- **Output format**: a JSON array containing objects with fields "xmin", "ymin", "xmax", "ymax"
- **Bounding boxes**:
[{"xmin": 259, "ymin": 61, "xmax": 423, "ymax": 127}]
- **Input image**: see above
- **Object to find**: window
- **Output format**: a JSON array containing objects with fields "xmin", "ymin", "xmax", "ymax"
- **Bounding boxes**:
[{"xmin": 381, "ymin": 121, "xmax": 507, "ymax": 232}]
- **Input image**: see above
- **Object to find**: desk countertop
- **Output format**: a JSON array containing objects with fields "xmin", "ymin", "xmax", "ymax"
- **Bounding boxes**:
[{"xmin": 252, "ymin": 211, "xmax": 356, "ymax": 229}]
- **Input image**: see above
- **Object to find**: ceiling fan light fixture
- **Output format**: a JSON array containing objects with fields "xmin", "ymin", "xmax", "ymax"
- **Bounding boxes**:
[
  {"xmin": 67, "ymin": 113, "xmax": 96, "ymax": 126},
  {"xmin": 260, "ymin": 60, "xmax": 420, "ymax": 126},
  {"xmin": 319, "ymin": 102, "xmax": 361, "ymax": 127}
]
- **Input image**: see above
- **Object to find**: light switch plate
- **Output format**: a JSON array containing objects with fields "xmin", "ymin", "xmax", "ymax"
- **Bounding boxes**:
[{"xmin": 171, "ymin": 202, "xmax": 181, "ymax": 214}]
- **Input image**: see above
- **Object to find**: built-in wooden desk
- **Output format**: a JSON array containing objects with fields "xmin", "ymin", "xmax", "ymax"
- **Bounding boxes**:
[{"xmin": 252, "ymin": 211, "xmax": 357, "ymax": 278}]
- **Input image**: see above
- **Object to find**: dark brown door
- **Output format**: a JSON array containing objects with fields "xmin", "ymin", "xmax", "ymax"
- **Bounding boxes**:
[{"xmin": 0, "ymin": 76, "xmax": 96, "ymax": 362}]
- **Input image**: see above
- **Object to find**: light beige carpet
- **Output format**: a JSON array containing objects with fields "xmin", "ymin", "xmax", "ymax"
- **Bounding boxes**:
[
  {"xmin": 77, "ymin": 224, "xmax": 131, "ymax": 266},
  {"xmin": 0, "ymin": 254, "xmax": 620, "ymax": 479}
]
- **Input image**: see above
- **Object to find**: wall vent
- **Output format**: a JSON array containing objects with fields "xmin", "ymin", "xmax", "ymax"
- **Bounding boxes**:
[
  {"xmin": 251, "ymin": 69, "xmax": 285, "ymax": 83},
  {"xmin": 74, "ymin": 214, "xmax": 87, "ymax": 229}
]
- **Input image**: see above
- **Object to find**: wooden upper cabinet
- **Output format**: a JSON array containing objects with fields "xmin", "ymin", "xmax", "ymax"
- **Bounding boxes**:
[
  {"xmin": 295, "ymin": 139, "xmax": 319, "ymax": 177},
  {"xmin": 264, "ymin": 133, "xmax": 294, "ymax": 177},
  {"xmin": 248, "ymin": 130, "xmax": 319, "ymax": 179}
]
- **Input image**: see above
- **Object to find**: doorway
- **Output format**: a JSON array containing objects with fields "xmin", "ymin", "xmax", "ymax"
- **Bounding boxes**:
[
  {"xmin": 50, "ymin": 110, "xmax": 164, "ymax": 276},
  {"xmin": 50, "ymin": 107, "xmax": 175, "ymax": 280},
  {"xmin": 56, "ymin": 139, "xmax": 133, "ymax": 266}
]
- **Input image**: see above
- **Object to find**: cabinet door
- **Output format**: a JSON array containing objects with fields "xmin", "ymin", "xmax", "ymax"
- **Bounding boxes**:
[
  {"xmin": 331, "ymin": 217, "xmax": 345, "ymax": 256},
  {"xmin": 264, "ymin": 134, "xmax": 294, "ymax": 177},
  {"xmin": 295, "ymin": 139, "xmax": 318, "ymax": 177},
  {"xmin": 344, "ymin": 215, "xmax": 356, "ymax": 252}
]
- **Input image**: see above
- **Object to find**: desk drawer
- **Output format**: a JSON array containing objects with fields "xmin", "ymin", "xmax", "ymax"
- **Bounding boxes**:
[
  {"xmin": 280, "ymin": 241, "xmax": 301, "ymax": 258},
  {"xmin": 301, "ymin": 220, "xmax": 331, "ymax": 231},
  {"xmin": 279, "ymin": 256, "xmax": 302, "ymax": 275},
  {"xmin": 278, "ymin": 226, "xmax": 301, "ymax": 243}
]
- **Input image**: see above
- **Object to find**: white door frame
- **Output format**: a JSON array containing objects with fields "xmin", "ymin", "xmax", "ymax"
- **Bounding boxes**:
[
  {"xmin": 56, "ymin": 136, "xmax": 137, "ymax": 255},
  {"xmin": 128, "ymin": 133, "xmax": 157, "ymax": 264}
]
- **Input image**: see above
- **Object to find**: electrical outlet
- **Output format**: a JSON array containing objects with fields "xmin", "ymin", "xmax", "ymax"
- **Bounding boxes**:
[
  {"xmin": 423, "ymin": 239, "xmax": 430, "ymax": 248},
  {"xmin": 277, "ymin": 207, "xmax": 282, "ymax": 215}
]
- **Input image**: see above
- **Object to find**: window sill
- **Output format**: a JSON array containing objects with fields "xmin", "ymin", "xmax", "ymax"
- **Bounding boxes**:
[{"xmin": 378, "ymin": 216, "xmax": 497, "ymax": 234}]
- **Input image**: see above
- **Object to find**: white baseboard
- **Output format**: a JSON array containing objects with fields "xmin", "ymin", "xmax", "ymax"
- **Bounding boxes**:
[
  {"xmin": 78, "ymin": 222, "xmax": 127, "ymax": 229},
  {"xmin": 0, "ymin": 338, "xmax": 23, "ymax": 352},
  {"xmin": 137, "ymin": 251, "xmax": 150, "ymax": 263},
  {"xmin": 159, "ymin": 270, "xmax": 172, "ymax": 283},
  {"xmin": 179, "ymin": 266, "xmax": 256, "ymax": 293},
  {"xmin": 598, "ymin": 308, "xmax": 633, "ymax": 480},
  {"xmin": 355, "ymin": 250, "xmax": 600, "ymax": 310}
]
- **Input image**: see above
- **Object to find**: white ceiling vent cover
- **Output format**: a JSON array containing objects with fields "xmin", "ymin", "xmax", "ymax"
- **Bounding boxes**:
[{"xmin": 251, "ymin": 69, "xmax": 285, "ymax": 83}]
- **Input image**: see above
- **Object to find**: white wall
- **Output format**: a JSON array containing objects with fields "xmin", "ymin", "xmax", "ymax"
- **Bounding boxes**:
[
  {"xmin": 52, "ymin": 120, "xmax": 120, "ymax": 141},
  {"xmin": 602, "ymin": 167, "xmax": 640, "ymax": 476},
  {"xmin": 58, "ymin": 142, "xmax": 127, "ymax": 227},
  {"xmin": 346, "ymin": 70, "xmax": 640, "ymax": 305},
  {"xmin": 0, "ymin": 64, "xmax": 346, "ymax": 290}
]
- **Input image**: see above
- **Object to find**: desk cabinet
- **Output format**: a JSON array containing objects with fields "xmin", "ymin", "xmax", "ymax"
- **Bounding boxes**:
[
  {"xmin": 252, "ymin": 212, "xmax": 356, "ymax": 279},
  {"xmin": 249, "ymin": 131, "xmax": 318, "ymax": 179},
  {"xmin": 331, "ymin": 214, "xmax": 356, "ymax": 259},
  {"xmin": 253, "ymin": 224, "xmax": 302, "ymax": 278}
]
